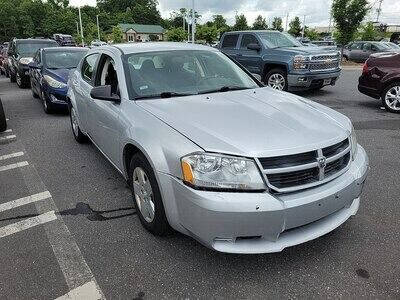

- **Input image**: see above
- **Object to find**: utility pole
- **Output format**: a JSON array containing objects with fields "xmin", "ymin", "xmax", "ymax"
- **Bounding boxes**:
[
  {"xmin": 376, "ymin": 0, "xmax": 383, "ymax": 22},
  {"xmin": 76, "ymin": 21, "xmax": 79, "ymax": 37},
  {"xmin": 191, "ymin": 0, "xmax": 195, "ymax": 44},
  {"xmin": 301, "ymin": 15, "xmax": 306, "ymax": 38},
  {"xmin": 96, "ymin": 15, "xmax": 100, "ymax": 41},
  {"xmin": 285, "ymin": 12, "xmax": 289, "ymax": 32},
  {"xmin": 78, "ymin": 6, "xmax": 84, "ymax": 46}
]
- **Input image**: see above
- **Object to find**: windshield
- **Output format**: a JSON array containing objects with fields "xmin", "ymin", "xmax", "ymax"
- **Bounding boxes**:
[
  {"xmin": 44, "ymin": 50, "xmax": 87, "ymax": 69},
  {"xmin": 17, "ymin": 42, "xmax": 57, "ymax": 57},
  {"xmin": 258, "ymin": 32, "xmax": 303, "ymax": 48},
  {"xmin": 124, "ymin": 50, "xmax": 259, "ymax": 99}
]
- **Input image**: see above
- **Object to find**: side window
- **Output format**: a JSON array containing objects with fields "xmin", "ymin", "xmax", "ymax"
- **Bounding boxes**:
[
  {"xmin": 221, "ymin": 34, "xmax": 239, "ymax": 49},
  {"xmin": 95, "ymin": 54, "xmax": 119, "ymax": 95},
  {"xmin": 81, "ymin": 53, "xmax": 99, "ymax": 84},
  {"xmin": 351, "ymin": 43, "xmax": 362, "ymax": 50},
  {"xmin": 240, "ymin": 34, "xmax": 259, "ymax": 48},
  {"xmin": 371, "ymin": 44, "xmax": 378, "ymax": 51},
  {"xmin": 363, "ymin": 43, "xmax": 372, "ymax": 51}
]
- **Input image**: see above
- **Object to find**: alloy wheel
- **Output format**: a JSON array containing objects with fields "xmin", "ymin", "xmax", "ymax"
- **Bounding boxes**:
[
  {"xmin": 16, "ymin": 73, "xmax": 22, "ymax": 86},
  {"xmin": 70, "ymin": 107, "xmax": 79, "ymax": 137},
  {"xmin": 133, "ymin": 167, "xmax": 155, "ymax": 223},
  {"xmin": 385, "ymin": 85, "xmax": 400, "ymax": 111},
  {"xmin": 267, "ymin": 73, "xmax": 286, "ymax": 90}
]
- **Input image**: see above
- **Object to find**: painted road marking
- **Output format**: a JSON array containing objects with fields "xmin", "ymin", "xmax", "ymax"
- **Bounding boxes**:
[
  {"xmin": 0, "ymin": 135, "xmax": 16, "ymax": 142},
  {"xmin": 0, "ymin": 211, "xmax": 57, "ymax": 238},
  {"xmin": 0, "ymin": 161, "xmax": 29, "ymax": 172},
  {"xmin": 55, "ymin": 281, "xmax": 102, "ymax": 300},
  {"xmin": 0, "ymin": 191, "xmax": 51, "ymax": 213},
  {"xmin": 2, "ymin": 129, "xmax": 12, "ymax": 133},
  {"xmin": 0, "ymin": 151, "xmax": 24, "ymax": 161}
]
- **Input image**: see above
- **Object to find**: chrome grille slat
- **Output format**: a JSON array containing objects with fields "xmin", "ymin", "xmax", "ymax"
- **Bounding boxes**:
[{"xmin": 259, "ymin": 138, "xmax": 351, "ymax": 193}]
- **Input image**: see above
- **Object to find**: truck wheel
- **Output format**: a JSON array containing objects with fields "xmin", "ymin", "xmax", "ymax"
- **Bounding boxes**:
[
  {"xmin": 0, "ymin": 99, "xmax": 7, "ymax": 132},
  {"xmin": 265, "ymin": 69, "xmax": 288, "ymax": 91},
  {"xmin": 382, "ymin": 82, "xmax": 400, "ymax": 114},
  {"xmin": 10, "ymin": 71, "xmax": 16, "ymax": 83}
]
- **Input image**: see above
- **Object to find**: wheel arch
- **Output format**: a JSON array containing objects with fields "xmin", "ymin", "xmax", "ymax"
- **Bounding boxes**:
[{"xmin": 262, "ymin": 63, "xmax": 288, "ymax": 80}]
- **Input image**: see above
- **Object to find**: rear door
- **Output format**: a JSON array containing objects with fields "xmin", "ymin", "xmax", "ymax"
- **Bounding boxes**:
[
  {"xmin": 220, "ymin": 33, "xmax": 240, "ymax": 61},
  {"xmin": 349, "ymin": 42, "xmax": 363, "ymax": 62},
  {"xmin": 30, "ymin": 50, "xmax": 42, "ymax": 94},
  {"xmin": 361, "ymin": 42, "xmax": 373, "ymax": 62},
  {"xmin": 236, "ymin": 33, "xmax": 262, "ymax": 74}
]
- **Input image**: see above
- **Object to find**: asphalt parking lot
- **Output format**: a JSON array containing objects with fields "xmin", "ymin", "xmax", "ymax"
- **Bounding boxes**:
[{"xmin": 0, "ymin": 68, "xmax": 399, "ymax": 299}]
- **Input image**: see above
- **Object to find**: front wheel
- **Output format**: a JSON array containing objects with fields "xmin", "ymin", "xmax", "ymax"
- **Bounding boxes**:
[
  {"xmin": 70, "ymin": 106, "xmax": 88, "ymax": 143},
  {"xmin": 10, "ymin": 71, "xmax": 16, "ymax": 83},
  {"xmin": 265, "ymin": 69, "xmax": 288, "ymax": 91},
  {"xmin": 382, "ymin": 82, "xmax": 400, "ymax": 114},
  {"xmin": 130, "ymin": 153, "xmax": 170, "ymax": 236},
  {"xmin": 16, "ymin": 72, "xmax": 27, "ymax": 88}
]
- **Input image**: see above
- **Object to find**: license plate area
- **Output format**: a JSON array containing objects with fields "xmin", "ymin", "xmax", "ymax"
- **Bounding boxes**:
[{"xmin": 323, "ymin": 78, "xmax": 331, "ymax": 85}]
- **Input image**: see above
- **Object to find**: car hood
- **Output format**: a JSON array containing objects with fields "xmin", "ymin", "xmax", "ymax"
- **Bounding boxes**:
[
  {"xmin": 137, "ymin": 88, "xmax": 351, "ymax": 157},
  {"xmin": 44, "ymin": 68, "xmax": 71, "ymax": 84}
]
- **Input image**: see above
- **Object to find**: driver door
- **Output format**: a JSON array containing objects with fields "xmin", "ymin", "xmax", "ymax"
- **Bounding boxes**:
[
  {"xmin": 236, "ymin": 33, "xmax": 262, "ymax": 75},
  {"xmin": 87, "ymin": 52, "xmax": 122, "ymax": 166}
]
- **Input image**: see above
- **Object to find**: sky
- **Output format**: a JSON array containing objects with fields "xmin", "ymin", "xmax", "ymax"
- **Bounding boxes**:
[{"xmin": 69, "ymin": 0, "xmax": 400, "ymax": 28}]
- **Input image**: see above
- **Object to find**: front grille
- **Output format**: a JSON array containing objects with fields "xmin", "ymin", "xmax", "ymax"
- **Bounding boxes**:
[
  {"xmin": 259, "ymin": 138, "xmax": 351, "ymax": 192},
  {"xmin": 309, "ymin": 61, "xmax": 339, "ymax": 71},
  {"xmin": 311, "ymin": 54, "xmax": 339, "ymax": 61}
]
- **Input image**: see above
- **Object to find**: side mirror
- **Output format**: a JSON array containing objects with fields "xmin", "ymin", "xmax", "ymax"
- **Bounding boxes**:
[
  {"xmin": 247, "ymin": 43, "xmax": 261, "ymax": 51},
  {"xmin": 90, "ymin": 85, "xmax": 120, "ymax": 103}
]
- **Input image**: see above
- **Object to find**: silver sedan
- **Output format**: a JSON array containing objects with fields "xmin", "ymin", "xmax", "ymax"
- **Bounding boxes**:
[{"xmin": 67, "ymin": 42, "xmax": 368, "ymax": 254}]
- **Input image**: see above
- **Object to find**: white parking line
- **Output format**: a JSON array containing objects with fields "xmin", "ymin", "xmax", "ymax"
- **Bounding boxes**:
[
  {"xmin": 0, "ymin": 191, "xmax": 51, "ymax": 213},
  {"xmin": 2, "ymin": 129, "xmax": 12, "ymax": 133},
  {"xmin": 0, "ymin": 210, "xmax": 57, "ymax": 238},
  {"xmin": 0, "ymin": 135, "xmax": 16, "ymax": 142},
  {"xmin": 0, "ymin": 151, "xmax": 24, "ymax": 161},
  {"xmin": 0, "ymin": 161, "xmax": 29, "ymax": 172},
  {"xmin": 55, "ymin": 281, "xmax": 102, "ymax": 300}
]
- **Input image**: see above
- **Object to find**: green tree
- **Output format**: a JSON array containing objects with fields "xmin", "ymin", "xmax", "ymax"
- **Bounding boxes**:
[
  {"xmin": 166, "ymin": 27, "xmax": 187, "ymax": 42},
  {"xmin": 252, "ymin": 15, "xmax": 268, "ymax": 30},
  {"xmin": 305, "ymin": 28, "xmax": 320, "ymax": 40},
  {"xmin": 332, "ymin": 0, "xmax": 369, "ymax": 47},
  {"xmin": 196, "ymin": 25, "xmax": 218, "ymax": 44},
  {"xmin": 271, "ymin": 17, "xmax": 283, "ymax": 32},
  {"xmin": 232, "ymin": 14, "xmax": 249, "ymax": 31},
  {"xmin": 288, "ymin": 17, "xmax": 301, "ymax": 37},
  {"xmin": 360, "ymin": 21, "xmax": 378, "ymax": 41},
  {"xmin": 212, "ymin": 14, "xmax": 228, "ymax": 30},
  {"xmin": 109, "ymin": 25, "xmax": 124, "ymax": 43}
]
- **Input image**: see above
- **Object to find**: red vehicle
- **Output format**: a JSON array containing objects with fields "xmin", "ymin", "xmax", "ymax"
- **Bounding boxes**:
[{"xmin": 358, "ymin": 52, "xmax": 400, "ymax": 113}]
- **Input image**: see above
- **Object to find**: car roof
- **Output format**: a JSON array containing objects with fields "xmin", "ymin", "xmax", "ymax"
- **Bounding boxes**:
[
  {"xmin": 224, "ymin": 30, "xmax": 280, "ymax": 34},
  {"xmin": 108, "ymin": 42, "xmax": 219, "ymax": 55},
  {"xmin": 42, "ymin": 47, "xmax": 88, "ymax": 52},
  {"xmin": 15, "ymin": 38, "xmax": 58, "ymax": 44}
]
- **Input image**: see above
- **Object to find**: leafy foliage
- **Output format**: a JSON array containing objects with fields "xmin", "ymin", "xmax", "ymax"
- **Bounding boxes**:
[
  {"xmin": 109, "ymin": 25, "xmax": 124, "ymax": 43},
  {"xmin": 331, "ymin": 0, "xmax": 369, "ymax": 46},
  {"xmin": 196, "ymin": 25, "xmax": 218, "ymax": 44},
  {"xmin": 271, "ymin": 17, "xmax": 283, "ymax": 32},
  {"xmin": 166, "ymin": 27, "xmax": 187, "ymax": 42},
  {"xmin": 232, "ymin": 14, "xmax": 249, "ymax": 31},
  {"xmin": 288, "ymin": 17, "xmax": 301, "ymax": 37},
  {"xmin": 252, "ymin": 15, "xmax": 268, "ymax": 30},
  {"xmin": 359, "ymin": 22, "xmax": 378, "ymax": 41}
]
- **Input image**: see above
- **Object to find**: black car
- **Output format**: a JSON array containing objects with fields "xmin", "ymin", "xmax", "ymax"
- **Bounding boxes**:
[
  {"xmin": 29, "ymin": 47, "xmax": 88, "ymax": 113},
  {"xmin": 7, "ymin": 38, "xmax": 59, "ymax": 88}
]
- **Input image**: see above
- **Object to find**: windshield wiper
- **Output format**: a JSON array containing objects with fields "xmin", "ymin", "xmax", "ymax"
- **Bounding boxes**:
[
  {"xmin": 198, "ymin": 86, "xmax": 251, "ymax": 95},
  {"xmin": 134, "ymin": 91, "xmax": 195, "ymax": 100}
]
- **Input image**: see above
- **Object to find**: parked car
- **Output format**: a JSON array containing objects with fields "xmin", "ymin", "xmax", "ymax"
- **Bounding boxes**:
[
  {"xmin": 0, "ymin": 98, "xmax": 6, "ymax": 132},
  {"xmin": 8, "ymin": 38, "xmax": 59, "ymax": 88},
  {"xmin": 358, "ymin": 52, "xmax": 400, "ymax": 113},
  {"xmin": 53, "ymin": 34, "xmax": 76, "ymax": 47},
  {"xmin": 90, "ymin": 40, "xmax": 107, "ymax": 47},
  {"xmin": 0, "ymin": 46, "xmax": 7, "ymax": 76},
  {"xmin": 29, "ymin": 47, "xmax": 88, "ymax": 113},
  {"xmin": 390, "ymin": 32, "xmax": 400, "ymax": 44},
  {"xmin": 381, "ymin": 41, "xmax": 400, "ymax": 50},
  {"xmin": 218, "ymin": 30, "xmax": 341, "ymax": 91},
  {"xmin": 343, "ymin": 41, "xmax": 392, "ymax": 63},
  {"xmin": 67, "ymin": 42, "xmax": 368, "ymax": 254}
]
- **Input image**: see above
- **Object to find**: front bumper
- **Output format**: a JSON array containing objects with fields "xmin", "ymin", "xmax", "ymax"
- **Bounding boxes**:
[
  {"xmin": 43, "ymin": 88, "xmax": 68, "ymax": 107},
  {"xmin": 287, "ymin": 69, "xmax": 341, "ymax": 91},
  {"xmin": 158, "ymin": 145, "xmax": 368, "ymax": 254},
  {"xmin": 18, "ymin": 65, "xmax": 30, "ymax": 79}
]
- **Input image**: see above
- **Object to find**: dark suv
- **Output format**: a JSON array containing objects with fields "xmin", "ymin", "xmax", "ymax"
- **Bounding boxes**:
[
  {"xmin": 358, "ymin": 52, "xmax": 400, "ymax": 113},
  {"xmin": 8, "ymin": 38, "xmax": 58, "ymax": 88},
  {"xmin": 219, "ymin": 30, "xmax": 341, "ymax": 91}
]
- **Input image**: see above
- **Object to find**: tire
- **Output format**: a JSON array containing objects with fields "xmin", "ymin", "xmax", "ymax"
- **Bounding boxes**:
[
  {"xmin": 381, "ymin": 82, "xmax": 400, "ymax": 114},
  {"xmin": 0, "ymin": 99, "xmax": 7, "ymax": 132},
  {"xmin": 264, "ymin": 68, "xmax": 288, "ymax": 91},
  {"xmin": 41, "ymin": 91, "xmax": 53, "ymax": 114},
  {"xmin": 31, "ymin": 82, "xmax": 39, "ymax": 99},
  {"xmin": 69, "ymin": 105, "xmax": 87, "ymax": 143},
  {"xmin": 342, "ymin": 55, "xmax": 349, "ymax": 62},
  {"xmin": 5, "ymin": 69, "xmax": 9, "ymax": 78},
  {"xmin": 16, "ymin": 72, "xmax": 28, "ymax": 88},
  {"xmin": 10, "ymin": 71, "xmax": 16, "ymax": 83},
  {"xmin": 129, "ymin": 153, "xmax": 170, "ymax": 236}
]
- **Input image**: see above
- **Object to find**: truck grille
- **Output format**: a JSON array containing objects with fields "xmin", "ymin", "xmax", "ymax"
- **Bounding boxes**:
[
  {"xmin": 258, "ymin": 138, "xmax": 351, "ymax": 193},
  {"xmin": 309, "ymin": 53, "xmax": 340, "ymax": 71}
]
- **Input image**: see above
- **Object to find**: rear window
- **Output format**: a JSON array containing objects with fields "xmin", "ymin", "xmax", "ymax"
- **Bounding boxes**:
[{"xmin": 222, "ymin": 34, "xmax": 239, "ymax": 49}]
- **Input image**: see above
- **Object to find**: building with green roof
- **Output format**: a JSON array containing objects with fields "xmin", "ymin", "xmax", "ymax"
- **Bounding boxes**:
[{"xmin": 118, "ymin": 23, "xmax": 166, "ymax": 42}]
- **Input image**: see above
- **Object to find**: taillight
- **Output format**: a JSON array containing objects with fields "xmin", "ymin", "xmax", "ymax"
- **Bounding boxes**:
[{"xmin": 362, "ymin": 61, "xmax": 369, "ymax": 74}]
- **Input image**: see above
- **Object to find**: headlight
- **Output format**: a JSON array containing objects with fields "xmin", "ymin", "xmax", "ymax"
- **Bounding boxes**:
[
  {"xmin": 181, "ymin": 153, "xmax": 266, "ymax": 191},
  {"xmin": 293, "ymin": 55, "xmax": 308, "ymax": 69},
  {"xmin": 19, "ymin": 57, "xmax": 33, "ymax": 65},
  {"xmin": 350, "ymin": 125, "xmax": 358, "ymax": 160},
  {"xmin": 44, "ymin": 75, "xmax": 67, "ymax": 89}
]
